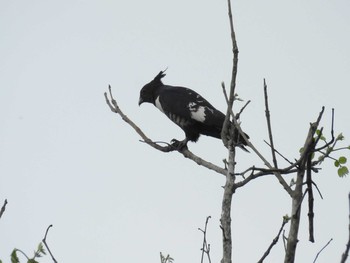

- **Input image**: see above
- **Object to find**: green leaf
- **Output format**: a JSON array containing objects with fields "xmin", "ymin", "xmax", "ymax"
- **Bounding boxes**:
[
  {"xmin": 315, "ymin": 130, "xmax": 326, "ymax": 141},
  {"xmin": 318, "ymin": 155, "xmax": 325, "ymax": 162},
  {"xmin": 337, "ymin": 133, "xmax": 344, "ymax": 141},
  {"xmin": 339, "ymin": 156, "xmax": 347, "ymax": 164},
  {"xmin": 283, "ymin": 214, "xmax": 291, "ymax": 222},
  {"xmin": 36, "ymin": 242, "xmax": 46, "ymax": 256},
  {"xmin": 338, "ymin": 166, "xmax": 349, "ymax": 177},
  {"xmin": 326, "ymin": 146, "xmax": 333, "ymax": 154},
  {"xmin": 334, "ymin": 160, "xmax": 340, "ymax": 167},
  {"xmin": 299, "ymin": 147, "xmax": 304, "ymax": 154},
  {"xmin": 11, "ymin": 250, "xmax": 19, "ymax": 263}
]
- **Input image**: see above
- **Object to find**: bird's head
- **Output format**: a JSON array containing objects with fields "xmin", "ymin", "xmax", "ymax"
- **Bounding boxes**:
[{"xmin": 138, "ymin": 70, "xmax": 166, "ymax": 106}]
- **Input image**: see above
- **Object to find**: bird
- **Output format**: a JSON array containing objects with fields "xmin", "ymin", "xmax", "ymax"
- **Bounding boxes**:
[{"xmin": 138, "ymin": 70, "xmax": 249, "ymax": 151}]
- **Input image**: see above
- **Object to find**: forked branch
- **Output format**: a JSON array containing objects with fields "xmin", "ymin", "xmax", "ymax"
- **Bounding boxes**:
[{"xmin": 42, "ymin": 224, "xmax": 57, "ymax": 263}]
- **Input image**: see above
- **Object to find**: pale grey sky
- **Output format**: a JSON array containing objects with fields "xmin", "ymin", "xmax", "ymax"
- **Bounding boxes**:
[{"xmin": 1, "ymin": 1, "xmax": 350, "ymax": 262}]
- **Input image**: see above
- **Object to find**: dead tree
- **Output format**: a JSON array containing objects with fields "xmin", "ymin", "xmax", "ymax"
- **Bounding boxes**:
[{"xmin": 105, "ymin": 1, "xmax": 349, "ymax": 262}]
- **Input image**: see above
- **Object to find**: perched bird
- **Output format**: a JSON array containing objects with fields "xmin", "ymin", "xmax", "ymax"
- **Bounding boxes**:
[{"xmin": 138, "ymin": 70, "xmax": 249, "ymax": 151}]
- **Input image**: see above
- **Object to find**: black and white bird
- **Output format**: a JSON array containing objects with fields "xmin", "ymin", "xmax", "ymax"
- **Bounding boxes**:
[{"xmin": 138, "ymin": 71, "xmax": 249, "ymax": 151}]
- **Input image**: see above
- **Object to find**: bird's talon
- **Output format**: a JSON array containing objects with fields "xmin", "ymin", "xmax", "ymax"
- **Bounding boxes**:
[
  {"xmin": 170, "ymin": 139, "xmax": 178, "ymax": 145},
  {"xmin": 170, "ymin": 139, "xmax": 187, "ymax": 150}
]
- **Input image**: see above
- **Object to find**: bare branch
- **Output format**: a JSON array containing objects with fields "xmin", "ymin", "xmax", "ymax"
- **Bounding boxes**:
[
  {"xmin": 181, "ymin": 148, "xmax": 227, "ymax": 175},
  {"xmin": 258, "ymin": 216, "xmax": 290, "ymax": 263},
  {"xmin": 311, "ymin": 181, "xmax": 324, "ymax": 200},
  {"xmin": 307, "ymin": 154, "xmax": 315, "ymax": 243},
  {"xmin": 221, "ymin": 82, "xmax": 229, "ymax": 105},
  {"xmin": 235, "ymin": 167, "xmax": 298, "ymax": 189},
  {"xmin": 223, "ymin": 66, "xmax": 294, "ymax": 198},
  {"xmin": 221, "ymin": 0, "xmax": 239, "ymax": 148},
  {"xmin": 264, "ymin": 79, "xmax": 279, "ymax": 168},
  {"xmin": 220, "ymin": 1, "xmax": 239, "ymax": 262},
  {"xmin": 230, "ymin": 112, "xmax": 293, "ymax": 196},
  {"xmin": 235, "ymin": 99, "xmax": 251, "ymax": 120},
  {"xmin": 314, "ymin": 108, "xmax": 335, "ymax": 152},
  {"xmin": 0, "ymin": 199, "xmax": 7, "ymax": 219},
  {"xmin": 313, "ymin": 238, "xmax": 333, "ymax": 263},
  {"xmin": 199, "ymin": 216, "xmax": 212, "ymax": 263},
  {"xmin": 285, "ymin": 107, "xmax": 325, "ymax": 263},
  {"xmin": 104, "ymin": 87, "xmax": 227, "ymax": 175},
  {"xmin": 42, "ymin": 224, "xmax": 58, "ymax": 263},
  {"xmin": 264, "ymin": 140, "xmax": 294, "ymax": 165},
  {"xmin": 340, "ymin": 192, "xmax": 350, "ymax": 263}
]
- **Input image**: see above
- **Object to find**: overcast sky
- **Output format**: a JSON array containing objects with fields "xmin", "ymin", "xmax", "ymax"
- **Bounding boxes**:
[{"xmin": 1, "ymin": 1, "xmax": 350, "ymax": 262}]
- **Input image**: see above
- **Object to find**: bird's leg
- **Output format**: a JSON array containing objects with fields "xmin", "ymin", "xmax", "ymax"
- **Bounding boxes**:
[{"xmin": 170, "ymin": 138, "xmax": 189, "ymax": 151}]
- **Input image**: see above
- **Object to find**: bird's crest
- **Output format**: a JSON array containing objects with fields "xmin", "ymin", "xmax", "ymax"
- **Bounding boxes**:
[{"xmin": 153, "ymin": 70, "xmax": 167, "ymax": 84}]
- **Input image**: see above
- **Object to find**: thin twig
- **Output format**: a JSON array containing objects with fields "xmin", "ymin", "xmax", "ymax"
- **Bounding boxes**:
[
  {"xmin": 235, "ymin": 167, "xmax": 298, "ymax": 189},
  {"xmin": 229, "ymin": 108, "xmax": 293, "ymax": 196},
  {"xmin": 221, "ymin": 82, "xmax": 229, "ymax": 105},
  {"xmin": 313, "ymin": 238, "xmax": 333, "ymax": 263},
  {"xmin": 199, "ymin": 216, "xmax": 211, "ymax": 263},
  {"xmin": 235, "ymin": 100, "xmax": 251, "ymax": 120},
  {"xmin": 307, "ymin": 153, "xmax": 315, "ymax": 242},
  {"xmin": 0, "ymin": 199, "xmax": 7, "ymax": 219},
  {"xmin": 42, "ymin": 224, "xmax": 58, "ymax": 263},
  {"xmin": 264, "ymin": 79, "xmax": 279, "ymax": 169},
  {"xmin": 314, "ymin": 108, "xmax": 335, "ymax": 152},
  {"xmin": 264, "ymin": 140, "xmax": 294, "ymax": 165},
  {"xmin": 340, "ymin": 192, "xmax": 350, "ymax": 263},
  {"xmin": 257, "ymin": 216, "xmax": 290, "ymax": 263},
  {"xmin": 311, "ymin": 181, "xmax": 324, "ymax": 200},
  {"xmin": 283, "ymin": 230, "xmax": 288, "ymax": 251},
  {"xmin": 224, "ymin": 80, "xmax": 292, "ymax": 196}
]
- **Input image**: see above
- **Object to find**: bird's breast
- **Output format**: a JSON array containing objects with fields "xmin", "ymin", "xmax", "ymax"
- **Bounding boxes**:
[
  {"xmin": 155, "ymin": 96, "xmax": 164, "ymax": 113},
  {"xmin": 167, "ymin": 112, "xmax": 190, "ymax": 128}
]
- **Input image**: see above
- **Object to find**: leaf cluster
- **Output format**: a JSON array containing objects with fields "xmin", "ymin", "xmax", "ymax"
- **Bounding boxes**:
[
  {"xmin": 314, "ymin": 130, "xmax": 349, "ymax": 177},
  {"xmin": 1, "ymin": 243, "xmax": 46, "ymax": 263}
]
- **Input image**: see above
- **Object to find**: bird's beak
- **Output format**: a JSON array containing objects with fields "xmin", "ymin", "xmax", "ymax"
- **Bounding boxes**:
[{"xmin": 138, "ymin": 97, "xmax": 144, "ymax": 106}]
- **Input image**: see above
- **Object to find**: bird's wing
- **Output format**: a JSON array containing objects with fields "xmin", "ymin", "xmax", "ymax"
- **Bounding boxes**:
[{"xmin": 157, "ymin": 86, "xmax": 225, "ymax": 127}]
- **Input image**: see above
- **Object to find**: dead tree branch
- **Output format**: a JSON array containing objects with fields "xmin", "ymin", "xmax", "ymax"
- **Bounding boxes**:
[
  {"xmin": 42, "ymin": 224, "xmax": 58, "ymax": 263},
  {"xmin": 313, "ymin": 238, "xmax": 333, "ymax": 263},
  {"xmin": 199, "ymin": 216, "xmax": 212, "ymax": 263},
  {"xmin": 0, "ymin": 199, "xmax": 7, "ymax": 219},
  {"xmin": 220, "ymin": 1, "xmax": 239, "ymax": 262},
  {"xmin": 340, "ymin": 192, "xmax": 350, "ymax": 263},
  {"xmin": 222, "ymin": 81, "xmax": 294, "ymax": 196},
  {"xmin": 307, "ymin": 154, "xmax": 315, "ymax": 243},
  {"xmin": 258, "ymin": 216, "xmax": 290, "ymax": 263},
  {"xmin": 104, "ymin": 86, "xmax": 227, "ymax": 175},
  {"xmin": 284, "ymin": 107, "xmax": 325, "ymax": 263},
  {"xmin": 264, "ymin": 79, "xmax": 278, "ymax": 169}
]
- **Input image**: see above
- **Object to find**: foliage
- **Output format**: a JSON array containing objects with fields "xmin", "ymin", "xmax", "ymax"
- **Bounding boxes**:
[
  {"xmin": 4, "ymin": 243, "xmax": 46, "ymax": 263},
  {"xmin": 314, "ymin": 129, "xmax": 349, "ymax": 177}
]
